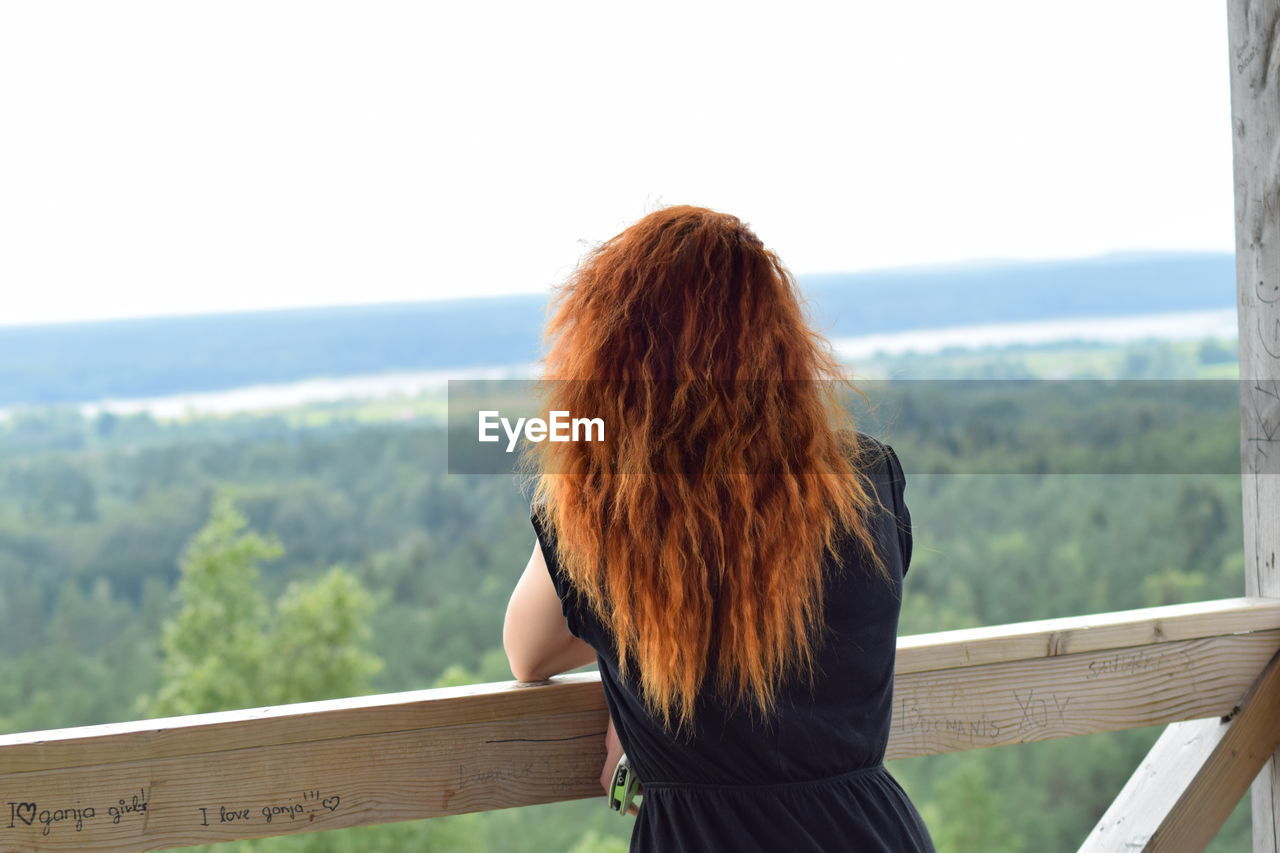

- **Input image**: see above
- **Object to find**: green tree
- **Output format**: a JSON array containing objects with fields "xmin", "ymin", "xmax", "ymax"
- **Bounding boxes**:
[
  {"xmin": 137, "ymin": 492, "xmax": 383, "ymax": 718},
  {"xmin": 920, "ymin": 758, "xmax": 1023, "ymax": 853}
]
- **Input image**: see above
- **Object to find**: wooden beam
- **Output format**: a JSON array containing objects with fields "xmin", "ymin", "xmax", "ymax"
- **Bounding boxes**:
[
  {"xmin": 894, "ymin": 596, "xmax": 1280, "ymax": 674},
  {"xmin": 0, "ymin": 598, "xmax": 1275, "ymax": 852},
  {"xmin": 1079, "ymin": 648, "xmax": 1280, "ymax": 852},
  {"xmin": 1226, "ymin": 0, "xmax": 1280, "ymax": 849},
  {"xmin": 887, "ymin": 629, "xmax": 1279, "ymax": 758},
  {"xmin": 0, "ymin": 673, "xmax": 608, "ymax": 775}
]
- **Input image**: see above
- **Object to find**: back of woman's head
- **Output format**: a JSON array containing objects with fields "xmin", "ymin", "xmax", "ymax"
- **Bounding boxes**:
[{"xmin": 528, "ymin": 204, "xmax": 888, "ymax": 732}]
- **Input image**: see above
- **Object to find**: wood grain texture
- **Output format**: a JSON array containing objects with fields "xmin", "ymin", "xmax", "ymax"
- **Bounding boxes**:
[
  {"xmin": 0, "ymin": 709, "xmax": 610, "ymax": 853},
  {"xmin": 895, "ymin": 596, "xmax": 1280, "ymax": 674},
  {"xmin": 0, "ymin": 673, "xmax": 607, "ymax": 774},
  {"xmin": 886, "ymin": 630, "xmax": 1280, "ymax": 759},
  {"xmin": 1079, "ymin": 649, "xmax": 1280, "ymax": 852},
  {"xmin": 0, "ymin": 600, "xmax": 1276, "ymax": 851},
  {"xmin": 1227, "ymin": 0, "xmax": 1280, "ymax": 848}
]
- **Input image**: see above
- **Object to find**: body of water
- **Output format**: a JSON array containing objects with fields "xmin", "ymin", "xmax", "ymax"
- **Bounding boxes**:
[
  {"xmin": 4, "ymin": 308, "xmax": 1237, "ymax": 421},
  {"xmin": 830, "ymin": 307, "xmax": 1237, "ymax": 360},
  {"xmin": 76, "ymin": 364, "xmax": 538, "ymax": 420}
]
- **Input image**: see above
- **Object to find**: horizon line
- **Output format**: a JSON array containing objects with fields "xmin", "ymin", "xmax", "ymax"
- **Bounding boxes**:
[{"xmin": 0, "ymin": 247, "xmax": 1234, "ymax": 333}]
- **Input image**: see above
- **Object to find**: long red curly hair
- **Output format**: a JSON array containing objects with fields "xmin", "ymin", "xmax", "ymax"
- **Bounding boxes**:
[{"xmin": 526, "ymin": 205, "xmax": 888, "ymax": 732}]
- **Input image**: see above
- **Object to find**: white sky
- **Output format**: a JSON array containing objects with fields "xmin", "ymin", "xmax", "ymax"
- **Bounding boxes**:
[{"xmin": 0, "ymin": 1, "xmax": 1235, "ymax": 327}]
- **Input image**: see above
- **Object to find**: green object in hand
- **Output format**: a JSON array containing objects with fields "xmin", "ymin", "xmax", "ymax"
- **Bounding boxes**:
[{"xmin": 608, "ymin": 753, "xmax": 642, "ymax": 815}]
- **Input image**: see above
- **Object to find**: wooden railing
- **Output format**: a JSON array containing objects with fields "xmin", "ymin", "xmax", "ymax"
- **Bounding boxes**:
[
  {"xmin": 3, "ymin": 0, "xmax": 1277, "ymax": 848},
  {"xmin": 2, "ymin": 596, "xmax": 1278, "ymax": 852}
]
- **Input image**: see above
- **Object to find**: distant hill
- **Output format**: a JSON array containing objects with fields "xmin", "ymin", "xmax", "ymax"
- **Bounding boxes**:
[
  {"xmin": 801, "ymin": 251, "xmax": 1234, "ymax": 336},
  {"xmin": 0, "ymin": 251, "xmax": 1234, "ymax": 407}
]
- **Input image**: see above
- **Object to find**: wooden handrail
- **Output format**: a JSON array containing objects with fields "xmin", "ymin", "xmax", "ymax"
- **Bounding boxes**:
[{"xmin": 0, "ymin": 596, "xmax": 1277, "ymax": 852}]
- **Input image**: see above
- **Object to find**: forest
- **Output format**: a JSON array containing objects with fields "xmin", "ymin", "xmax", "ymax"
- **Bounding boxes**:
[{"xmin": 0, "ymin": 333, "xmax": 1252, "ymax": 851}]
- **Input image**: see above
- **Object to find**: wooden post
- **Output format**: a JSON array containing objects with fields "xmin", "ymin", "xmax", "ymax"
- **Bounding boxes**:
[{"xmin": 1226, "ymin": 0, "xmax": 1280, "ymax": 849}]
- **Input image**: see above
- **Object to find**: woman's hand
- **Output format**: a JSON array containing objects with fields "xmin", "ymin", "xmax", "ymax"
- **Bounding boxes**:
[{"xmin": 601, "ymin": 717, "xmax": 640, "ymax": 815}]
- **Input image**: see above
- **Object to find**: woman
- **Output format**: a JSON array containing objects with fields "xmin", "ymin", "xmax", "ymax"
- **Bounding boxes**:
[{"xmin": 503, "ymin": 205, "xmax": 935, "ymax": 852}]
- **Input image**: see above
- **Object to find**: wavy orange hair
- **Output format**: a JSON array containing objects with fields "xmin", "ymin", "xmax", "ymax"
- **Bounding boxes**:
[{"xmin": 526, "ymin": 205, "xmax": 888, "ymax": 732}]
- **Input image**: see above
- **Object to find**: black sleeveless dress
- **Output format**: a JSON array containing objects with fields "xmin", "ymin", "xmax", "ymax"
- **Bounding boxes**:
[{"xmin": 530, "ymin": 435, "xmax": 936, "ymax": 852}]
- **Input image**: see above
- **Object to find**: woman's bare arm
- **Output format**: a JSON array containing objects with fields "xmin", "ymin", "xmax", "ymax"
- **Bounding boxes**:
[{"xmin": 503, "ymin": 539, "xmax": 598, "ymax": 682}]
